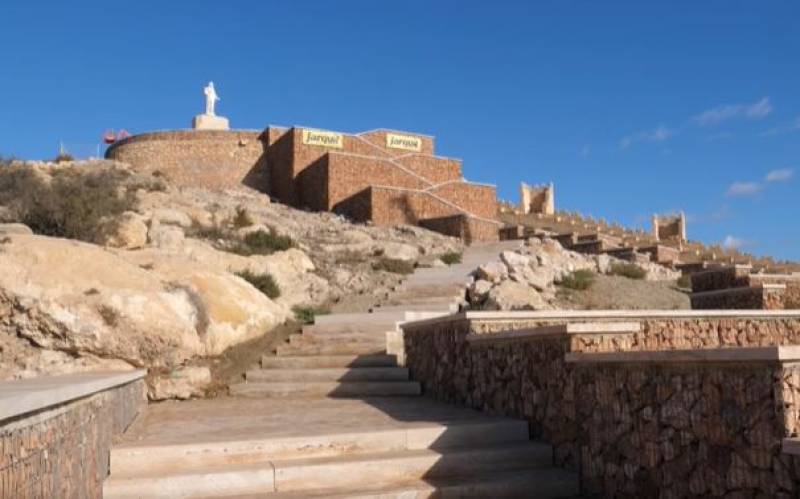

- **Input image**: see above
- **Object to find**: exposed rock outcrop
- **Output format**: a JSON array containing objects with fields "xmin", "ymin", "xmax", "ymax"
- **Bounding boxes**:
[
  {"xmin": 0, "ymin": 160, "xmax": 464, "ymax": 398},
  {"xmin": 0, "ymin": 235, "xmax": 290, "ymax": 376},
  {"xmin": 468, "ymin": 237, "xmax": 683, "ymax": 311}
]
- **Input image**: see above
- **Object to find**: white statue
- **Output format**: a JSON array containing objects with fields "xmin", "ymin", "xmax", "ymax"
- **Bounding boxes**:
[{"xmin": 204, "ymin": 81, "xmax": 219, "ymax": 116}]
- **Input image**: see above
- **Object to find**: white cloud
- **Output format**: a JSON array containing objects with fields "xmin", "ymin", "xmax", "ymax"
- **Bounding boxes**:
[
  {"xmin": 620, "ymin": 125, "xmax": 673, "ymax": 150},
  {"xmin": 723, "ymin": 235, "xmax": 749, "ymax": 249},
  {"xmin": 726, "ymin": 181, "xmax": 762, "ymax": 197},
  {"xmin": 760, "ymin": 117, "xmax": 800, "ymax": 137},
  {"xmin": 765, "ymin": 168, "xmax": 794, "ymax": 182},
  {"xmin": 693, "ymin": 97, "xmax": 772, "ymax": 126}
]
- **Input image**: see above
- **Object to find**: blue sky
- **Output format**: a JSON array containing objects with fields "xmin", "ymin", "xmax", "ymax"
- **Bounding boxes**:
[{"xmin": 1, "ymin": 1, "xmax": 798, "ymax": 260}]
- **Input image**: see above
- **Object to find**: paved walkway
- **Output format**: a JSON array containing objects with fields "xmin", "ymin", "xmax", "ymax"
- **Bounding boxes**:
[{"xmin": 104, "ymin": 242, "xmax": 579, "ymax": 498}]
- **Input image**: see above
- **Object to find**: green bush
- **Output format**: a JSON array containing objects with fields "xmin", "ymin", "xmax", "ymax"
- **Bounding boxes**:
[
  {"xmin": 440, "ymin": 251, "xmax": 463, "ymax": 265},
  {"xmin": 560, "ymin": 269, "xmax": 596, "ymax": 290},
  {"xmin": 236, "ymin": 270, "xmax": 281, "ymax": 299},
  {"xmin": 0, "ymin": 167, "xmax": 136, "ymax": 243},
  {"xmin": 230, "ymin": 229, "xmax": 294, "ymax": 256},
  {"xmin": 53, "ymin": 152, "xmax": 74, "ymax": 163},
  {"xmin": 373, "ymin": 257, "xmax": 415, "ymax": 275},
  {"xmin": 292, "ymin": 305, "xmax": 331, "ymax": 324},
  {"xmin": 232, "ymin": 206, "xmax": 254, "ymax": 228},
  {"xmin": 676, "ymin": 274, "xmax": 692, "ymax": 289},
  {"xmin": 609, "ymin": 263, "xmax": 647, "ymax": 280}
]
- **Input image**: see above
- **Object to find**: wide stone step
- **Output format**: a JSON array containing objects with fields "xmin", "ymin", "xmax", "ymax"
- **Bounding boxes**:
[
  {"xmin": 271, "ymin": 442, "xmax": 553, "ymax": 492},
  {"xmin": 246, "ymin": 367, "xmax": 409, "ymax": 382},
  {"xmin": 302, "ymin": 323, "xmax": 395, "ymax": 336},
  {"xmin": 103, "ymin": 461, "xmax": 274, "ymax": 499},
  {"xmin": 230, "ymin": 381, "xmax": 422, "ymax": 398},
  {"xmin": 288, "ymin": 334, "xmax": 385, "ymax": 348},
  {"xmin": 104, "ymin": 442, "xmax": 557, "ymax": 498},
  {"xmin": 266, "ymin": 468, "xmax": 579, "ymax": 498},
  {"xmin": 276, "ymin": 343, "xmax": 385, "ymax": 357},
  {"xmin": 109, "ymin": 419, "xmax": 529, "ymax": 476},
  {"xmin": 369, "ymin": 303, "xmax": 458, "ymax": 314},
  {"xmin": 380, "ymin": 291, "xmax": 464, "ymax": 303},
  {"xmin": 261, "ymin": 354, "xmax": 398, "ymax": 369},
  {"xmin": 314, "ymin": 310, "xmax": 407, "ymax": 326},
  {"xmin": 300, "ymin": 331, "xmax": 389, "ymax": 343}
]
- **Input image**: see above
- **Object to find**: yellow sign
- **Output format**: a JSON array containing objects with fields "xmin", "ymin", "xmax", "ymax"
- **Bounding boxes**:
[
  {"xmin": 302, "ymin": 129, "xmax": 344, "ymax": 148},
  {"xmin": 386, "ymin": 133, "xmax": 422, "ymax": 152}
]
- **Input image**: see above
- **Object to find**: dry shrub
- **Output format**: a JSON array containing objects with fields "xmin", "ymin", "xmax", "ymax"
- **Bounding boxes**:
[
  {"xmin": 0, "ymin": 166, "xmax": 136, "ymax": 242},
  {"xmin": 610, "ymin": 263, "xmax": 647, "ymax": 280},
  {"xmin": 230, "ymin": 229, "xmax": 294, "ymax": 256},
  {"xmin": 560, "ymin": 269, "xmax": 596, "ymax": 290},
  {"xmin": 236, "ymin": 270, "xmax": 281, "ymax": 299}
]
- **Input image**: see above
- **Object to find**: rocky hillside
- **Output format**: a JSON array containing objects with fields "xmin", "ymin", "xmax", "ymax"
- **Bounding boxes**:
[
  {"xmin": 0, "ymin": 160, "xmax": 461, "ymax": 397},
  {"xmin": 468, "ymin": 237, "xmax": 688, "ymax": 311}
]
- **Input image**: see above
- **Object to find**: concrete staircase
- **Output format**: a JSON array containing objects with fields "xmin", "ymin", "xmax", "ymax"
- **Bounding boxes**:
[{"xmin": 104, "ymin": 242, "xmax": 579, "ymax": 498}]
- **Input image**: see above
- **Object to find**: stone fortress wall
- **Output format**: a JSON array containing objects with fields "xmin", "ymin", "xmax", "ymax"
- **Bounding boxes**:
[
  {"xmin": 519, "ymin": 182, "xmax": 554, "ymax": 215},
  {"xmin": 500, "ymin": 187, "xmax": 799, "ymax": 273},
  {"xmin": 105, "ymin": 130, "xmax": 268, "ymax": 190},
  {"xmin": 106, "ymin": 126, "xmax": 501, "ymax": 242},
  {"xmin": 652, "ymin": 211, "xmax": 686, "ymax": 243},
  {"xmin": 265, "ymin": 126, "xmax": 500, "ymax": 242}
]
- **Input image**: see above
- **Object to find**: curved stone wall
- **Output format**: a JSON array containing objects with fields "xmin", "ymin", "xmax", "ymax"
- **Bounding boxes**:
[{"xmin": 105, "ymin": 130, "xmax": 268, "ymax": 191}]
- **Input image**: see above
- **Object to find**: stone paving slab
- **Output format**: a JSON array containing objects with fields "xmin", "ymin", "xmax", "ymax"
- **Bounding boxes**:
[{"xmin": 118, "ymin": 396, "xmax": 519, "ymax": 448}]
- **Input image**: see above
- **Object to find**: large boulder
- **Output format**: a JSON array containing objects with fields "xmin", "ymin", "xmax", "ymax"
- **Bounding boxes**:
[
  {"xmin": 148, "ymin": 366, "xmax": 211, "ymax": 400},
  {"xmin": 0, "ymin": 235, "xmax": 290, "ymax": 379},
  {"xmin": 102, "ymin": 211, "xmax": 148, "ymax": 249},
  {"xmin": 376, "ymin": 242, "xmax": 420, "ymax": 263},
  {"xmin": 485, "ymin": 280, "xmax": 549, "ymax": 311},
  {"xmin": 150, "ymin": 208, "xmax": 194, "ymax": 228},
  {"xmin": 119, "ymin": 239, "xmax": 329, "ymax": 309},
  {"xmin": 148, "ymin": 223, "xmax": 186, "ymax": 250},
  {"xmin": 468, "ymin": 279, "xmax": 493, "ymax": 303},
  {"xmin": 476, "ymin": 261, "xmax": 508, "ymax": 282},
  {"xmin": 138, "ymin": 259, "xmax": 289, "ymax": 354},
  {"xmin": 500, "ymin": 250, "xmax": 531, "ymax": 268},
  {"xmin": 0, "ymin": 223, "xmax": 33, "ymax": 236}
]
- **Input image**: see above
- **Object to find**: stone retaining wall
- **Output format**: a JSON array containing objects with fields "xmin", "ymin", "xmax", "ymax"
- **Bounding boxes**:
[
  {"xmin": 570, "ymin": 354, "xmax": 800, "ymax": 496},
  {"xmin": 691, "ymin": 285, "xmax": 786, "ymax": 310},
  {"xmin": 106, "ymin": 130, "xmax": 268, "ymax": 191},
  {"xmin": 401, "ymin": 311, "xmax": 800, "ymax": 494},
  {"xmin": 690, "ymin": 266, "xmax": 800, "ymax": 310},
  {"xmin": 691, "ymin": 266, "xmax": 752, "ymax": 292},
  {"xmin": 0, "ymin": 371, "xmax": 146, "ymax": 498}
]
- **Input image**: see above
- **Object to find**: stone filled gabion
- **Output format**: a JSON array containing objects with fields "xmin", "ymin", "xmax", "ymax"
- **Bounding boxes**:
[{"xmin": 402, "ymin": 314, "xmax": 800, "ymax": 495}]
